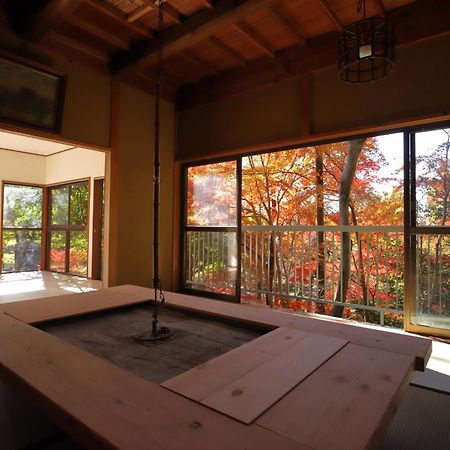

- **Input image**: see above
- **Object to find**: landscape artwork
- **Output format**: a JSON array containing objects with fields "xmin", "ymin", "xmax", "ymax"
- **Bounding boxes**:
[{"xmin": 0, "ymin": 57, "xmax": 64, "ymax": 131}]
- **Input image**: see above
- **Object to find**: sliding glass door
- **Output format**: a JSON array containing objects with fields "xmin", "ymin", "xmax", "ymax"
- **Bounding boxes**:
[
  {"xmin": 405, "ymin": 127, "xmax": 450, "ymax": 336},
  {"xmin": 1, "ymin": 183, "xmax": 43, "ymax": 272},
  {"xmin": 47, "ymin": 181, "xmax": 89, "ymax": 276},
  {"xmin": 183, "ymin": 160, "xmax": 241, "ymax": 301}
]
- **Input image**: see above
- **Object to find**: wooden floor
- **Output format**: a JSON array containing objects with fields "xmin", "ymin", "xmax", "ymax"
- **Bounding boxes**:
[{"xmin": 0, "ymin": 285, "xmax": 432, "ymax": 450}]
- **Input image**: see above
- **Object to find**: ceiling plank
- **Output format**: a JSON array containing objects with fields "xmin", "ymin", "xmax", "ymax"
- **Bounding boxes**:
[
  {"xmin": 7, "ymin": 0, "xmax": 84, "ymax": 42},
  {"xmin": 66, "ymin": 15, "xmax": 130, "ymax": 50},
  {"xmin": 371, "ymin": 0, "xmax": 386, "ymax": 18},
  {"xmin": 268, "ymin": 7, "xmax": 306, "ymax": 46},
  {"xmin": 177, "ymin": 0, "xmax": 450, "ymax": 110},
  {"xmin": 316, "ymin": 0, "xmax": 343, "ymax": 31},
  {"xmin": 183, "ymin": 49, "xmax": 220, "ymax": 74},
  {"xmin": 110, "ymin": 0, "xmax": 280, "ymax": 74},
  {"xmin": 234, "ymin": 22, "xmax": 275, "ymax": 58},
  {"xmin": 209, "ymin": 36, "xmax": 248, "ymax": 67},
  {"xmin": 200, "ymin": 1, "xmax": 214, "ymax": 9},
  {"xmin": 84, "ymin": 0, "xmax": 152, "ymax": 38}
]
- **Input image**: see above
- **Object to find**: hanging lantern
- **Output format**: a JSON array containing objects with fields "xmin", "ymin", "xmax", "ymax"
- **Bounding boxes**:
[{"xmin": 338, "ymin": 4, "xmax": 395, "ymax": 83}]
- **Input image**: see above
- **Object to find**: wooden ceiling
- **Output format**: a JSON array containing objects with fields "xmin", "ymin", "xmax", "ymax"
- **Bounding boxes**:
[{"xmin": 1, "ymin": 0, "xmax": 450, "ymax": 108}]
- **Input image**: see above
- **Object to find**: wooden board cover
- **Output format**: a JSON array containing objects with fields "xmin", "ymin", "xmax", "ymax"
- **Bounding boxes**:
[{"xmin": 256, "ymin": 343, "xmax": 415, "ymax": 450}]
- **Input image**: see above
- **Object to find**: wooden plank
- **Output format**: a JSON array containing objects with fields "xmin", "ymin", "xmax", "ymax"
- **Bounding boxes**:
[
  {"xmin": 0, "ymin": 312, "xmax": 309, "ymax": 450},
  {"xmin": 7, "ymin": 0, "xmax": 84, "ymax": 42},
  {"xmin": 162, "ymin": 291, "xmax": 431, "ymax": 371},
  {"xmin": 201, "ymin": 333, "xmax": 347, "ymax": 423},
  {"xmin": 110, "ymin": 0, "xmax": 281, "ymax": 74},
  {"xmin": 0, "ymin": 285, "xmax": 152, "ymax": 324},
  {"xmin": 256, "ymin": 344, "xmax": 415, "ymax": 450},
  {"xmin": 163, "ymin": 327, "xmax": 316, "ymax": 400}
]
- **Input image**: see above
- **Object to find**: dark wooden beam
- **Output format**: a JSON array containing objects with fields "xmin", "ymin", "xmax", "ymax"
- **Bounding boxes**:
[
  {"xmin": 66, "ymin": 14, "xmax": 130, "ymax": 50},
  {"xmin": 209, "ymin": 36, "xmax": 247, "ymax": 67},
  {"xmin": 268, "ymin": 7, "xmax": 306, "ymax": 46},
  {"xmin": 127, "ymin": 4, "xmax": 154, "ymax": 23},
  {"xmin": 110, "ymin": 0, "xmax": 280, "ymax": 74},
  {"xmin": 7, "ymin": 0, "xmax": 84, "ymax": 42},
  {"xmin": 177, "ymin": 0, "xmax": 450, "ymax": 110}
]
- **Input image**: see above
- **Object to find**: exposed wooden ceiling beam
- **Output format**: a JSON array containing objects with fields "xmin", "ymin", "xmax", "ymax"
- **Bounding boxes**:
[
  {"xmin": 209, "ymin": 36, "xmax": 247, "ymax": 67},
  {"xmin": 66, "ymin": 15, "xmax": 130, "ymax": 50},
  {"xmin": 49, "ymin": 31, "xmax": 109, "ymax": 61},
  {"xmin": 268, "ymin": 7, "xmax": 306, "ymax": 46},
  {"xmin": 316, "ymin": 0, "xmax": 342, "ymax": 31},
  {"xmin": 7, "ymin": 0, "xmax": 84, "ymax": 42},
  {"xmin": 128, "ymin": 4, "xmax": 154, "ymax": 23},
  {"xmin": 234, "ymin": 22, "xmax": 275, "ymax": 58},
  {"xmin": 200, "ymin": 0, "xmax": 214, "ymax": 9},
  {"xmin": 110, "ymin": 0, "xmax": 280, "ymax": 74},
  {"xmin": 177, "ymin": 0, "xmax": 450, "ymax": 110},
  {"xmin": 84, "ymin": 0, "xmax": 152, "ymax": 38},
  {"xmin": 371, "ymin": 0, "xmax": 386, "ymax": 18}
]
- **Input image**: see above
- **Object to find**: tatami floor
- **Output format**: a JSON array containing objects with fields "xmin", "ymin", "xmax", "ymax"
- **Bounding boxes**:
[{"xmin": 0, "ymin": 271, "xmax": 102, "ymax": 304}]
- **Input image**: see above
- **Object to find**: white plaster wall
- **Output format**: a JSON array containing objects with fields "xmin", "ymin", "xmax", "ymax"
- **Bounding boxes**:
[
  {"xmin": 0, "ymin": 148, "xmax": 105, "ymax": 279},
  {"xmin": 0, "ymin": 150, "xmax": 47, "ymax": 185}
]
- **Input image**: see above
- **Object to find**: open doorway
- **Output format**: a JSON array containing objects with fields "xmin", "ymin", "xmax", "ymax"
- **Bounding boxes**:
[{"xmin": 0, "ymin": 129, "xmax": 107, "ymax": 303}]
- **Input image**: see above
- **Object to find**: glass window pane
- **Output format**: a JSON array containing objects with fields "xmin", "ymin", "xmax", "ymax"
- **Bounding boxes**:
[
  {"xmin": 2, "ymin": 230, "xmax": 41, "ymax": 272},
  {"xmin": 69, "ymin": 231, "xmax": 88, "ymax": 276},
  {"xmin": 3, "ymin": 184, "xmax": 42, "ymax": 228},
  {"xmin": 69, "ymin": 183, "xmax": 88, "ymax": 226},
  {"xmin": 187, "ymin": 161, "xmax": 237, "ymax": 226},
  {"xmin": 49, "ymin": 231, "xmax": 66, "ymax": 272},
  {"xmin": 415, "ymin": 128, "xmax": 450, "ymax": 226},
  {"xmin": 51, "ymin": 187, "xmax": 69, "ymax": 226},
  {"xmin": 184, "ymin": 231, "xmax": 237, "ymax": 296},
  {"xmin": 413, "ymin": 234, "xmax": 450, "ymax": 330}
]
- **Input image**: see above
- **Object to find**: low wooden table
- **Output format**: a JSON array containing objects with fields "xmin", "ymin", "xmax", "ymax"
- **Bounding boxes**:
[{"xmin": 0, "ymin": 285, "xmax": 431, "ymax": 450}]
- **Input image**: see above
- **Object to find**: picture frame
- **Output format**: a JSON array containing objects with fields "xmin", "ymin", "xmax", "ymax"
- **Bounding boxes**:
[{"xmin": 0, "ymin": 56, "xmax": 66, "ymax": 132}]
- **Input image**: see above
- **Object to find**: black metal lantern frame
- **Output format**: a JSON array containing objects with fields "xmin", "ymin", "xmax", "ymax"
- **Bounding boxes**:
[{"xmin": 338, "ymin": 17, "xmax": 395, "ymax": 83}]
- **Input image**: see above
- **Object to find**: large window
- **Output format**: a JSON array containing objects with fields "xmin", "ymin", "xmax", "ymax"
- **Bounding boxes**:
[
  {"xmin": 47, "ymin": 181, "xmax": 89, "ymax": 276},
  {"xmin": 181, "ymin": 127, "xmax": 450, "ymax": 337},
  {"xmin": 2, "ymin": 183, "xmax": 43, "ymax": 272}
]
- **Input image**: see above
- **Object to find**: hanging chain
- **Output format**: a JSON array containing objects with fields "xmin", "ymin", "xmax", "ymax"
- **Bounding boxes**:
[
  {"xmin": 357, "ymin": 0, "xmax": 366, "ymax": 18},
  {"xmin": 156, "ymin": 0, "xmax": 165, "ymax": 88}
]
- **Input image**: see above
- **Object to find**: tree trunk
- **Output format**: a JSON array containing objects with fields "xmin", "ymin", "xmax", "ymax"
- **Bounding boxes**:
[
  {"xmin": 332, "ymin": 138, "xmax": 366, "ymax": 317},
  {"xmin": 316, "ymin": 150, "xmax": 326, "ymax": 314}
]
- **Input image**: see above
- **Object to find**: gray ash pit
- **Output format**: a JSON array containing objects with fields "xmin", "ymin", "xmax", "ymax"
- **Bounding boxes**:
[{"xmin": 39, "ymin": 305, "xmax": 262, "ymax": 384}]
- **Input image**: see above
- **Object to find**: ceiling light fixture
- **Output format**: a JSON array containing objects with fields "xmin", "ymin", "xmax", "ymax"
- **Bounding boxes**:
[{"xmin": 338, "ymin": 0, "xmax": 395, "ymax": 83}]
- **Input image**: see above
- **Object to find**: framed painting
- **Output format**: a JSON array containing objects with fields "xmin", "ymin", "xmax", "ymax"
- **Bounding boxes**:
[{"xmin": 0, "ymin": 57, "xmax": 66, "ymax": 132}]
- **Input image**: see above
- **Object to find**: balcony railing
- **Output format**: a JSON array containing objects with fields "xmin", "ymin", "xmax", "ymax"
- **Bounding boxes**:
[{"xmin": 241, "ymin": 226, "xmax": 404, "ymax": 326}]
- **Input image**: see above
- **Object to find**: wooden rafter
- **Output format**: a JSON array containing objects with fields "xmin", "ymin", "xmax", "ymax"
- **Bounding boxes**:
[
  {"xmin": 84, "ymin": 0, "xmax": 152, "ymax": 38},
  {"xmin": 109, "ymin": 0, "xmax": 280, "ymax": 74},
  {"xmin": 49, "ymin": 32, "xmax": 109, "ymax": 62},
  {"xmin": 371, "ymin": 0, "xmax": 386, "ymax": 18},
  {"xmin": 316, "ymin": 0, "xmax": 342, "ymax": 31},
  {"xmin": 200, "ymin": 0, "xmax": 214, "ymax": 9},
  {"xmin": 268, "ymin": 7, "xmax": 306, "ymax": 45},
  {"xmin": 127, "ymin": 4, "xmax": 154, "ymax": 23},
  {"xmin": 66, "ymin": 15, "xmax": 130, "ymax": 50},
  {"xmin": 177, "ymin": 0, "xmax": 450, "ymax": 109},
  {"xmin": 209, "ymin": 36, "xmax": 247, "ymax": 67},
  {"xmin": 7, "ymin": 0, "xmax": 84, "ymax": 42},
  {"xmin": 234, "ymin": 22, "xmax": 275, "ymax": 58}
]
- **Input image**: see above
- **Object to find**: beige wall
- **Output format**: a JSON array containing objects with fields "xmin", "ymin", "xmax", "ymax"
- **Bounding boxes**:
[
  {"xmin": 177, "ymin": 77, "xmax": 303, "ymax": 159},
  {"xmin": 177, "ymin": 34, "xmax": 450, "ymax": 159},
  {"xmin": 114, "ymin": 84, "xmax": 175, "ymax": 290}
]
